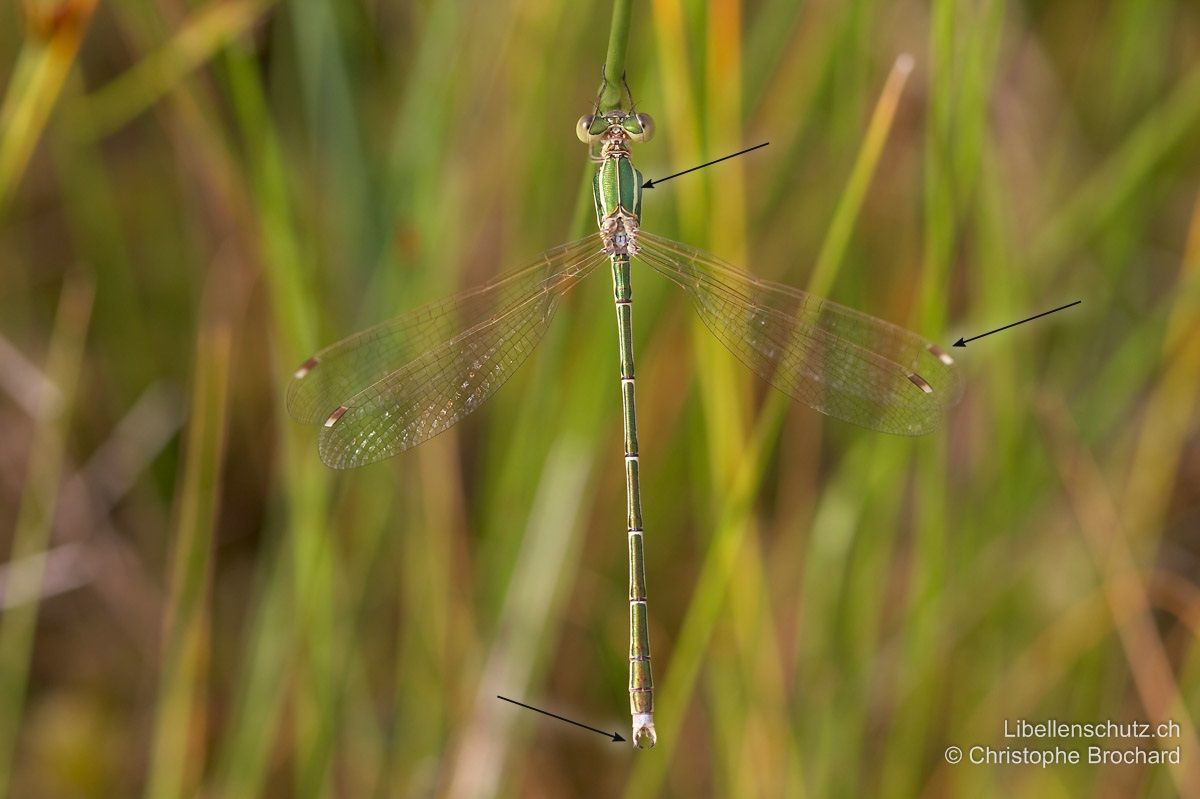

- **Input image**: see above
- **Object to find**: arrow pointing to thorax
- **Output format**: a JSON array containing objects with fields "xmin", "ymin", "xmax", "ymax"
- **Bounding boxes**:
[
  {"xmin": 642, "ymin": 142, "xmax": 769, "ymax": 189},
  {"xmin": 953, "ymin": 300, "xmax": 1081, "ymax": 347},
  {"xmin": 496, "ymin": 695, "xmax": 625, "ymax": 742}
]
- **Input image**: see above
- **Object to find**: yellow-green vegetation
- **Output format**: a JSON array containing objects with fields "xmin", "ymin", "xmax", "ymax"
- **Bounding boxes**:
[{"xmin": 2, "ymin": 0, "xmax": 1200, "ymax": 796}]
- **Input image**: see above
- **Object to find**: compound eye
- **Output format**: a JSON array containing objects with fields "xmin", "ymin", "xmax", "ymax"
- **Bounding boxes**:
[
  {"xmin": 576, "ymin": 114, "xmax": 596, "ymax": 143},
  {"xmin": 634, "ymin": 113, "xmax": 655, "ymax": 143}
]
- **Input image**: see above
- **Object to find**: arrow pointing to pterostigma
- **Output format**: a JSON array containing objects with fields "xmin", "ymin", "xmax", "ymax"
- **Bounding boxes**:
[
  {"xmin": 953, "ymin": 300, "xmax": 1081, "ymax": 347},
  {"xmin": 642, "ymin": 142, "xmax": 769, "ymax": 189},
  {"xmin": 496, "ymin": 695, "xmax": 625, "ymax": 742}
]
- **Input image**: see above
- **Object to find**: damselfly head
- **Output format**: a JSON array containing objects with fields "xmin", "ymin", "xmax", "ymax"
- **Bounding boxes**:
[{"xmin": 578, "ymin": 110, "xmax": 654, "ymax": 143}]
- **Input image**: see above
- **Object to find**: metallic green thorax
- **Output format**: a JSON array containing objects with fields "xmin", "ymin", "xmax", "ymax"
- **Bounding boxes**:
[{"xmin": 593, "ymin": 157, "xmax": 643, "ymax": 227}]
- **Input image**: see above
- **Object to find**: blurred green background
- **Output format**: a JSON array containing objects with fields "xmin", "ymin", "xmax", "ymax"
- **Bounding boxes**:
[{"xmin": 3, "ymin": 0, "xmax": 1200, "ymax": 796}]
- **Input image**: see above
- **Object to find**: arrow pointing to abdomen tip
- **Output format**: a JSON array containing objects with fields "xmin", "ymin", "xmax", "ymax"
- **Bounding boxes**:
[
  {"xmin": 642, "ymin": 142, "xmax": 769, "ymax": 189},
  {"xmin": 953, "ymin": 300, "xmax": 1081, "ymax": 347},
  {"xmin": 496, "ymin": 695, "xmax": 625, "ymax": 742}
]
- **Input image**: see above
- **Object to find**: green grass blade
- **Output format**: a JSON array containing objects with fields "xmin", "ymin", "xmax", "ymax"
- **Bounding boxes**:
[
  {"xmin": 0, "ymin": 4, "xmax": 96, "ymax": 214},
  {"xmin": 144, "ymin": 323, "xmax": 232, "ymax": 799},
  {"xmin": 0, "ymin": 277, "xmax": 94, "ymax": 799}
]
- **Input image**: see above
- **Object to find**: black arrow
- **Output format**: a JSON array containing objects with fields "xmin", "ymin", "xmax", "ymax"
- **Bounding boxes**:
[
  {"xmin": 642, "ymin": 142, "xmax": 769, "ymax": 189},
  {"xmin": 953, "ymin": 300, "xmax": 1081, "ymax": 347},
  {"xmin": 496, "ymin": 695, "xmax": 625, "ymax": 742}
]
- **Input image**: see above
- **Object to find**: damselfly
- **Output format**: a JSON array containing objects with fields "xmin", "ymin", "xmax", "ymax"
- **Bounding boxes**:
[{"xmin": 287, "ymin": 79, "xmax": 962, "ymax": 749}]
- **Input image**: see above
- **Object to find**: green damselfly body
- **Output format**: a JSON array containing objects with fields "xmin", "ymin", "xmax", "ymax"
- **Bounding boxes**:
[{"xmin": 287, "ymin": 79, "xmax": 962, "ymax": 749}]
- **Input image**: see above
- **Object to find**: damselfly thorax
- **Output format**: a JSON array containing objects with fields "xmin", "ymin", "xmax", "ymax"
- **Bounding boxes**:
[{"xmin": 580, "ymin": 111, "xmax": 648, "ymax": 257}]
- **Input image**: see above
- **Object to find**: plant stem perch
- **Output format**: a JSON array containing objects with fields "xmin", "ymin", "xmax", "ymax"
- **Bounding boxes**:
[{"xmin": 600, "ymin": 0, "xmax": 633, "ymax": 110}]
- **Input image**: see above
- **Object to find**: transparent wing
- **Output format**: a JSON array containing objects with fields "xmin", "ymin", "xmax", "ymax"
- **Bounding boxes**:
[
  {"xmin": 288, "ymin": 235, "xmax": 607, "ymax": 468},
  {"xmin": 636, "ymin": 231, "xmax": 962, "ymax": 435},
  {"xmin": 288, "ymin": 235, "xmax": 603, "ymax": 425}
]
